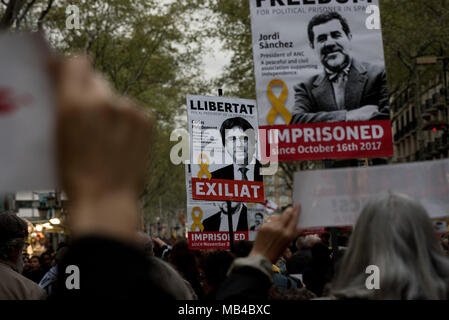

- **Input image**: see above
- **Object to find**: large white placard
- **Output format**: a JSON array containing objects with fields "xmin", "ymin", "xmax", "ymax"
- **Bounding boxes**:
[
  {"xmin": 186, "ymin": 95, "xmax": 264, "ymax": 203},
  {"xmin": 293, "ymin": 159, "xmax": 449, "ymax": 228},
  {"xmin": 0, "ymin": 33, "xmax": 56, "ymax": 193},
  {"xmin": 249, "ymin": 0, "xmax": 394, "ymax": 161},
  {"xmin": 185, "ymin": 165, "xmax": 261, "ymax": 249}
]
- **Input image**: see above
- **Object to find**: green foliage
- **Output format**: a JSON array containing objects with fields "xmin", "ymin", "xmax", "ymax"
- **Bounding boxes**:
[
  {"xmin": 0, "ymin": 0, "xmax": 210, "ymax": 220},
  {"xmin": 380, "ymin": 0, "xmax": 449, "ymax": 94},
  {"xmin": 141, "ymin": 128, "xmax": 187, "ymax": 216},
  {"xmin": 206, "ymin": 0, "xmax": 255, "ymax": 99},
  {"xmin": 42, "ymin": 0, "xmax": 203, "ymax": 125}
]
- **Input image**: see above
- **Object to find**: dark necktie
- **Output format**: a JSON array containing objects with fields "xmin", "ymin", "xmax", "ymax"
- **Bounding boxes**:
[
  {"xmin": 327, "ymin": 65, "xmax": 350, "ymax": 110},
  {"xmin": 333, "ymin": 73, "xmax": 347, "ymax": 110},
  {"xmin": 239, "ymin": 167, "xmax": 249, "ymax": 181}
]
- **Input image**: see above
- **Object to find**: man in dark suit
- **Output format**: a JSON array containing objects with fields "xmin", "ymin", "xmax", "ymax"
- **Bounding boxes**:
[
  {"xmin": 211, "ymin": 117, "xmax": 263, "ymax": 182},
  {"xmin": 290, "ymin": 12, "xmax": 389, "ymax": 124},
  {"xmin": 202, "ymin": 202, "xmax": 248, "ymax": 232}
]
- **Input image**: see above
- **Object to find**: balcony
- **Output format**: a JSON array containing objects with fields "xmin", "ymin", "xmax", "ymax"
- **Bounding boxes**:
[
  {"xmin": 406, "ymin": 122, "xmax": 412, "ymax": 133},
  {"xmin": 435, "ymin": 137, "xmax": 442, "ymax": 150},
  {"xmin": 409, "ymin": 118, "xmax": 418, "ymax": 131},
  {"xmin": 391, "ymin": 102, "xmax": 398, "ymax": 113},
  {"xmin": 399, "ymin": 120, "xmax": 418, "ymax": 138},
  {"xmin": 437, "ymin": 134, "xmax": 449, "ymax": 151},
  {"xmin": 440, "ymin": 87, "xmax": 448, "ymax": 99},
  {"xmin": 424, "ymin": 98, "xmax": 438, "ymax": 114},
  {"xmin": 422, "ymin": 119, "xmax": 447, "ymax": 131},
  {"xmin": 432, "ymin": 92, "xmax": 446, "ymax": 109},
  {"xmin": 424, "ymin": 142, "xmax": 438, "ymax": 155},
  {"xmin": 414, "ymin": 150, "xmax": 423, "ymax": 161},
  {"xmin": 421, "ymin": 104, "xmax": 431, "ymax": 121}
]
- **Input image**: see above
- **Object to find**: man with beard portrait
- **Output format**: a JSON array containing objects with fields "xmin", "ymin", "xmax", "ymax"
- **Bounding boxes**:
[{"xmin": 290, "ymin": 12, "xmax": 390, "ymax": 124}]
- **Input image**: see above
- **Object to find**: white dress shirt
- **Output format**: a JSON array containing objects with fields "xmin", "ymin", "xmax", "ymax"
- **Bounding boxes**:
[{"xmin": 219, "ymin": 203, "xmax": 243, "ymax": 232}]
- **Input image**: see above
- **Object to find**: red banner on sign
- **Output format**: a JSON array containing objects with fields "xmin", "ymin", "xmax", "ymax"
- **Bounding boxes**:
[
  {"xmin": 188, "ymin": 232, "xmax": 249, "ymax": 250},
  {"xmin": 191, "ymin": 178, "xmax": 264, "ymax": 203},
  {"xmin": 259, "ymin": 120, "xmax": 393, "ymax": 162}
]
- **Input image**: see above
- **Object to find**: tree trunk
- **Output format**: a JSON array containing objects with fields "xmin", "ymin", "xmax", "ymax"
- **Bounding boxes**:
[{"xmin": 0, "ymin": 0, "xmax": 27, "ymax": 30}]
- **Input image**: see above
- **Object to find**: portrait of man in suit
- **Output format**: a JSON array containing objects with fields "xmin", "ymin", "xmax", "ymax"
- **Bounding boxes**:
[
  {"xmin": 202, "ymin": 202, "xmax": 248, "ymax": 232},
  {"xmin": 249, "ymin": 212, "xmax": 264, "ymax": 231},
  {"xmin": 211, "ymin": 117, "xmax": 263, "ymax": 182},
  {"xmin": 290, "ymin": 12, "xmax": 390, "ymax": 124}
]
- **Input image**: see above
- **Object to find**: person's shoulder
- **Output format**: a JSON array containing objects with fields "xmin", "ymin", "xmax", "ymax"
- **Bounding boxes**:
[
  {"xmin": 211, "ymin": 164, "xmax": 233, "ymax": 179},
  {"xmin": 204, "ymin": 211, "xmax": 220, "ymax": 221},
  {"xmin": 313, "ymin": 296, "xmax": 337, "ymax": 300},
  {"xmin": 212, "ymin": 164, "xmax": 233, "ymax": 172},
  {"xmin": 355, "ymin": 60, "xmax": 385, "ymax": 76},
  {"xmin": 293, "ymin": 72, "xmax": 322, "ymax": 90},
  {"xmin": 0, "ymin": 264, "xmax": 46, "ymax": 299},
  {"xmin": 145, "ymin": 258, "xmax": 196, "ymax": 299}
]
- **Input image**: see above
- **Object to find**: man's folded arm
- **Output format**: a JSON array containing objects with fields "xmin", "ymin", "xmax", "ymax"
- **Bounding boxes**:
[
  {"xmin": 290, "ymin": 82, "xmax": 346, "ymax": 124},
  {"xmin": 291, "ymin": 109, "xmax": 347, "ymax": 124}
]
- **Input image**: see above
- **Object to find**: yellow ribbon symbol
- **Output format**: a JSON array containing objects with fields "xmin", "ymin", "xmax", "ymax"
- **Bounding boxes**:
[
  {"xmin": 266, "ymin": 79, "xmax": 292, "ymax": 125},
  {"xmin": 190, "ymin": 206, "xmax": 204, "ymax": 232},
  {"xmin": 197, "ymin": 153, "xmax": 212, "ymax": 180}
]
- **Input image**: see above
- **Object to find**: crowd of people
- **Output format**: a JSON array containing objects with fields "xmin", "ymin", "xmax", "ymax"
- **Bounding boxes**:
[
  {"xmin": 6, "ymin": 225, "xmax": 446, "ymax": 300},
  {"xmin": 0, "ymin": 54, "xmax": 449, "ymax": 300}
]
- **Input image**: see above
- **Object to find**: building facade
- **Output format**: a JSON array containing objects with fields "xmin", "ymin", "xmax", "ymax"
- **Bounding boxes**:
[{"xmin": 392, "ymin": 72, "xmax": 449, "ymax": 162}]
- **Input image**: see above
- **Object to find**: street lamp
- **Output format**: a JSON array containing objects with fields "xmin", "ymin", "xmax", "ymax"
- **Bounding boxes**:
[
  {"xmin": 43, "ymin": 223, "xmax": 53, "ymax": 230},
  {"xmin": 50, "ymin": 217, "xmax": 61, "ymax": 225}
]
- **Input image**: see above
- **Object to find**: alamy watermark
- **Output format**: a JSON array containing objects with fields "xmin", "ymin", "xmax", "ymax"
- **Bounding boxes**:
[
  {"xmin": 169, "ymin": 127, "xmax": 279, "ymax": 176},
  {"xmin": 365, "ymin": 265, "xmax": 380, "ymax": 290},
  {"xmin": 65, "ymin": 265, "xmax": 80, "ymax": 290},
  {"xmin": 365, "ymin": 5, "xmax": 380, "ymax": 30},
  {"xmin": 66, "ymin": 5, "xmax": 80, "ymax": 30}
]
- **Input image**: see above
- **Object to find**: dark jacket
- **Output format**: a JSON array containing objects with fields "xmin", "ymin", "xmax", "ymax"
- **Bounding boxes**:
[
  {"xmin": 286, "ymin": 248, "xmax": 312, "ymax": 275},
  {"xmin": 52, "ymin": 237, "xmax": 178, "ymax": 300},
  {"xmin": 53, "ymin": 236, "xmax": 271, "ymax": 300},
  {"xmin": 202, "ymin": 205, "xmax": 248, "ymax": 232},
  {"xmin": 290, "ymin": 59, "xmax": 390, "ymax": 124},
  {"xmin": 211, "ymin": 161, "xmax": 263, "ymax": 182},
  {"xmin": 0, "ymin": 261, "xmax": 46, "ymax": 300}
]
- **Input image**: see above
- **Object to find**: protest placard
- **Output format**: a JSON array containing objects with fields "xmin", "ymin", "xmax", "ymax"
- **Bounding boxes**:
[
  {"xmin": 187, "ymin": 95, "xmax": 264, "ymax": 203},
  {"xmin": 293, "ymin": 159, "xmax": 449, "ymax": 228},
  {"xmin": 250, "ymin": 0, "xmax": 393, "ymax": 161},
  {"xmin": 185, "ymin": 165, "xmax": 261, "ymax": 249},
  {"xmin": 0, "ymin": 33, "xmax": 56, "ymax": 193}
]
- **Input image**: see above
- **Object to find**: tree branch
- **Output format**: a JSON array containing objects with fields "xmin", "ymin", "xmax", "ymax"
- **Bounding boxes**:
[
  {"xmin": 0, "ymin": 0, "xmax": 26, "ymax": 29},
  {"xmin": 122, "ymin": 32, "xmax": 164, "ymax": 95},
  {"xmin": 16, "ymin": 0, "xmax": 36, "ymax": 28},
  {"xmin": 37, "ymin": 0, "xmax": 54, "ymax": 30},
  {"xmin": 397, "ymin": 50, "xmax": 413, "ymax": 73}
]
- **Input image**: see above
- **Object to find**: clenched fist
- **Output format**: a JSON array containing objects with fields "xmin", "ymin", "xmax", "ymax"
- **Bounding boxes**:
[{"xmin": 54, "ymin": 56, "xmax": 152, "ymax": 242}]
